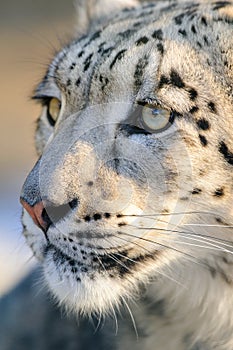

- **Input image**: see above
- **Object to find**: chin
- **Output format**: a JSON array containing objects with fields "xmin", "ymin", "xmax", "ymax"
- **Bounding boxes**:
[{"xmin": 43, "ymin": 255, "xmax": 139, "ymax": 316}]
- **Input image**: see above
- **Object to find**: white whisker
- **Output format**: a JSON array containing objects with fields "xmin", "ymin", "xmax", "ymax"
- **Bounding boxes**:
[{"xmin": 121, "ymin": 297, "xmax": 138, "ymax": 340}]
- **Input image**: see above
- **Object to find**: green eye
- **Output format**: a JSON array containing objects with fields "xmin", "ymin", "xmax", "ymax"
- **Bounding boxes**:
[
  {"xmin": 140, "ymin": 104, "xmax": 173, "ymax": 133},
  {"xmin": 47, "ymin": 98, "xmax": 61, "ymax": 126}
]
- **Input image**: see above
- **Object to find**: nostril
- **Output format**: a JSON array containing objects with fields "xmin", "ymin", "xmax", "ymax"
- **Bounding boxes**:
[
  {"xmin": 43, "ymin": 198, "xmax": 79, "ymax": 227},
  {"xmin": 21, "ymin": 197, "xmax": 78, "ymax": 232},
  {"xmin": 41, "ymin": 208, "xmax": 52, "ymax": 229}
]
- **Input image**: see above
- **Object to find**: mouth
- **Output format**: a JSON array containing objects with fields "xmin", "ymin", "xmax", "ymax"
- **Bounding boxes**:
[{"xmin": 43, "ymin": 241, "xmax": 155, "ymax": 280}]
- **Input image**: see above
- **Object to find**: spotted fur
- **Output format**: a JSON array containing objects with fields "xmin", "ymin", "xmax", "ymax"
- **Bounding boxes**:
[{"xmin": 21, "ymin": 1, "xmax": 233, "ymax": 349}]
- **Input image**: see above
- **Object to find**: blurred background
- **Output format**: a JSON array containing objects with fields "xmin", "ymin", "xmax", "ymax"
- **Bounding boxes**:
[{"xmin": 0, "ymin": 0, "xmax": 76, "ymax": 296}]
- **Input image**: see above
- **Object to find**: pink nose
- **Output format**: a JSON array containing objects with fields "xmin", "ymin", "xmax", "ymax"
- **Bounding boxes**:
[
  {"xmin": 20, "ymin": 197, "xmax": 78, "ymax": 232},
  {"xmin": 20, "ymin": 199, "xmax": 48, "ymax": 231}
]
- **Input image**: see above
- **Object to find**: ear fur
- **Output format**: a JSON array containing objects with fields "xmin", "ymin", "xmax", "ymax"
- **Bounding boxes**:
[{"xmin": 75, "ymin": 0, "xmax": 139, "ymax": 33}]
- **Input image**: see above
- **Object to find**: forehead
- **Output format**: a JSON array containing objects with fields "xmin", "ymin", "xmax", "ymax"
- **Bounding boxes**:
[{"xmin": 36, "ymin": 1, "xmax": 232, "ymax": 106}]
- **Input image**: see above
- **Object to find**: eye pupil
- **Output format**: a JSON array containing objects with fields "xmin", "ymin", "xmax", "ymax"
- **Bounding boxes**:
[{"xmin": 152, "ymin": 109, "xmax": 160, "ymax": 116}]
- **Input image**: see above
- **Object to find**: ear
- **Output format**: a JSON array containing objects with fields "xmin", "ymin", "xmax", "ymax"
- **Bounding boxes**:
[{"xmin": 75, "ymin": 0, "xmax": 139, "ymax": 33}]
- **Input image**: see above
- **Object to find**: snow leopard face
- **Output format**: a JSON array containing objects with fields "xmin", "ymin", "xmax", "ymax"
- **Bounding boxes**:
[{"xmin": 21, "ymin": 0, "xmax": 233, "ymax": 316}]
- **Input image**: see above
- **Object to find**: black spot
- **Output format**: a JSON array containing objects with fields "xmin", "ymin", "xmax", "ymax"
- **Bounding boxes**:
[
  {"xmin": 196, "ymin": 41, "xmax": 202, "ymax": 48},
  {"xmin": 90, "ymin": 30, "xmax": 101, "ymax": 41},
  {"xmin": 216, "ymin": 217, "xmax": 224, "ymax": 224},
  {"xmin": 99, "ymin": 74, "xmax": 109, "ymax": 91},
  {"xmin": 72, "ymin": 246, "xmax": 77, "ymax": 251},
  {"xmin": 117, "ymin": 214, "xmax": 123, "ymax": 218},
  {"xmin": 142, "ymin": 2, "xmax": 157, "ymax": 9},
  {"xmin": 78, "ymin": 50, "xmax": 84, "ymax": 58},
  {"xmin": 199, "ymin": 134, "xmax": 208, "ymax": 146},
  {"xmin": 75, "ymin": 78, "xmax": 81, "ymax": 87},
  {"xmin": 68, "ymin": 238, "xmax": 74, "ymax": 243},
  {"xmin": 84, "ymin": 216, "xmax": 91, "ymax": 222},
  {"xmin": 215, "ymin": 219, "xmax": 230, "ymax": 230},
  {"xmin": 119, "ymin": 29, "xmax": 136, "ymax": 39},
  {"xmin": 100, "ymin": 255, "xmax": 117, "ymax": 270},
  {"xmin": 157, "ymin": 43, "xmax": 164, "ymax": 54},
  {"xmin": 69, "ymin": 260, "xmax": 75, "ymax": 266},
  {"xmin": 151, "ymin": 29, "xmax": 163, "ymax": 40},
  {"xmin": 134, "ymin": 56, "xmax": 149, "ymax": 89},
  {"xmin": 192, "ymin": 188, "xmax": 202, "ymax": 194},
  {"xmin": 87, "ymin": 181, "xmax": 94, "ymax": 187},
  {"xmin": 201, "ymin": 16, "xmax": 208, "ymax": 26},
  {"xmin": 197, "ymin": 118, "xmax": 210, "ymax": 130},
  {"xmin": 135, "ymin": 10, "xmax": 153, "ymax": 18},
  {"xmin": 214, "ymin": 188, "xmax": 224, "ymax": 197},
  {"xmin": 161, "ymin": 3, "xmax": 178, "ymax": 13},
  {"xmin": 71, "ymin": 267, "xmax": 78, "ymax": 274},
  {"xmin": 222, "ymin": 256, "xmax": 229, "ymax": 264},
  {"xmin": 191, "ymin": 25, "xmax": 197, "ymax": 34},
  {"xmin": 178, "ymin": 29, "xmax": 187, "ymax": 36},
  {"xmin": 93, "ymin": 214, "xmax": 102, "ymax": 221},
  {"xmin": 133, "ymin": 21, "xmax": 142, "ymax": 27},
  {"xmin": 97, "ymin": 41, "xmax": 106, "ymax": 53},
  {"xmin": 81, "ymin": 267, "xmax": 88, "ymax": 273},
  {"xmin": 83, "ymin": 30, "xmax": 101, "ymax": 48},
  {"xmin": 116, "ymin": 254, "xmax": 149, "ymax": 278},
  {"xmin": 174, "ymin": 13, "xmax": 185, "ymax": 25},
  {"xmin": 189, "ymin": 14, "xmax": 197, "ymax": 21},
  {"xmin": 208, "ymin": 101, "xmax": 217, "ymax": 113},
  {"xmin": 203, "ymin": 35, "xmax": 209, "ymax": 45},
  {"xmin": 83, "ymin": 53, "xmax": 93, "ymax": 72},
  {"xmin": 122, "ymin": 7, "xmax": 132, "ymax": 12},
  {"xmin": 104, "ymin": 213, "xmax": 111, "ymax": 218},
  {"xmin": 135, "ymin": 36, "xmax": 149, "ymax": 46},
  {"xmin": 102, "ymin": 46, "xmax": 115, "ymax": 57},
  {"xmin": 76, "ymin": 277, "xmax": 81, "ymax": 282},
  {"xmin": 209, "ymin": 266, "xmax": 217, "ymax": 278},
  {"xmin": 67, "ymin": 79, "xmax": 71, "ymax": 86},
  {"xmin": 189, "ymin": 106, "xmax": 199, "ymax": 114},
  {"xmin": 101, "ymin": 77, "xmax": 109, "ymax": 91},
  {"xmin": 170, "ymin": 69, "xmax": 185, "ymax": 88},
  {"xmin": 188, "ymin": 88, "xmax": 198, "ymax": 100},
  {"xmin": 219, "ymin": 141, "xmax": 233, "ymax": 165},
  {"xmin": 118, "ymin": 222, "xmax": 126, "ymax": 227},
  {"xmin": 69, "ymin": 63, "xmax": 76, "ymax": 70},
  {"xmin": 158, "ymin": 75, "xmax": 169, "ymax": 88},
  {"xmin": 110, "ymin": 49, "xmax": 127, "ymax": 70}
]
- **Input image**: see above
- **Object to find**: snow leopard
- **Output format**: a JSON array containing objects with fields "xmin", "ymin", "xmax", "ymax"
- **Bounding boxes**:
[{"xmin": 19, "ymin": 0, "xmax": 233, "ymax": 349}]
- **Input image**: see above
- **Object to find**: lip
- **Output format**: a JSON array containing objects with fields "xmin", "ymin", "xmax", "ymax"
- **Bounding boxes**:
[{"xmin": 44, "ymin": 241, "xmax": 154, "ymax": 279}]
